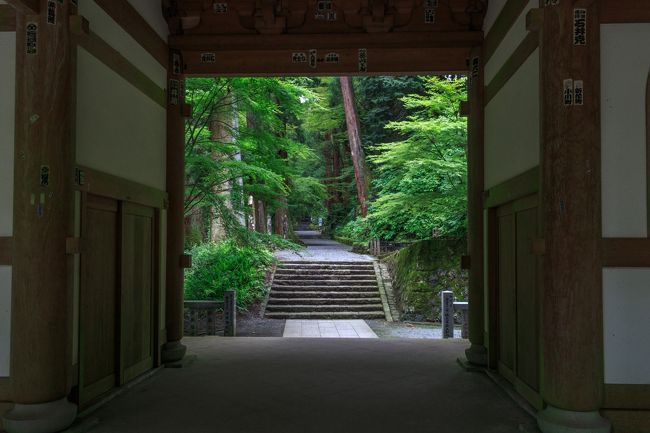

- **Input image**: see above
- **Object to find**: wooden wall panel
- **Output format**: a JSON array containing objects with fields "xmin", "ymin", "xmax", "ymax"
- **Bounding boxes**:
[
  {"xmin": 498, "ymin": 213, "xmax": 516, "ymax": 371},
  {"xmin": 120, "ymin": 203, "xmax": 154, "ymax": 384},
  {"xmin": 515, "ymin": 207, "xmax": 539, "ymax": 391},
  {"xmin": 79, "ymin": 194, "xmax": 119, "ymax": 406}
]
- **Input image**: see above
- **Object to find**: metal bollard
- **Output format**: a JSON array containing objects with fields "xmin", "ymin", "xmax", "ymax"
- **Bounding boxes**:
[
  {"xmin": 441, "ymin": 291, "xmax": 454, "ymax": 339},
  {"xmin": 224, "ymin": 290, "xmax": 237, "ymax": 337}
]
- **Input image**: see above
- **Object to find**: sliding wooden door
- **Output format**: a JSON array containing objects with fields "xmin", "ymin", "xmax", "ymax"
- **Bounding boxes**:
[{"xmin": 79, "ymin": 194, "xmax": 119, "ymax": 406}]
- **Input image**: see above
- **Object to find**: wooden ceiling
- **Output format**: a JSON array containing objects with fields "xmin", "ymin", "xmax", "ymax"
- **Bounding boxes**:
[{"xmin": 163, "ymin": 0, "xmax": 486, "ymax": 76}]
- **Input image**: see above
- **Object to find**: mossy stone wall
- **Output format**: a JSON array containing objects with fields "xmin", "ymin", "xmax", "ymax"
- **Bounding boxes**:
[{"xmin": 383, "ymin": 239, "xmax": 467, "ymax": 322}]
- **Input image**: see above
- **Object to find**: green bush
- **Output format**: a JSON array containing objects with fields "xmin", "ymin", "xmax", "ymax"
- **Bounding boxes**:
[{"xmin": 184, "ymin": 240, "xmax": 274, "ymax": 308}]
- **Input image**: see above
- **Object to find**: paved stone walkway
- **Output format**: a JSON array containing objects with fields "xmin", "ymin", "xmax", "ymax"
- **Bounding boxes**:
[
  {"xmin": 283, "ymin": 319, "xmax": 379, "ymax": 338},
  {"xmin": 75, "ymin": 337, "xmax": 540, "ymax": 433},
  {"xmin": 275, "ymin": 230, "xmax": 374, "ymax": 262}
]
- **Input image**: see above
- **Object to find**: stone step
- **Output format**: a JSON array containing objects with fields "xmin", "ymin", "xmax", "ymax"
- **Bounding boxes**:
[
  {"xmin": 280, "ymin": 261, "xmax": 374, "ymax": 265},
  {"xmin": 278, "ymin": 264, "xmax": 375, "ymax": 270},
  {"xmin": 275, "ymin": 269, "xmax": 376, "ymax": 276},
  {"xmin": 266, "ymin": 304, "xmax": 384, "ymax": 312},
  {"xmin": 271, "ymin": 285, "xmax": 378, "ymax": 292},
  {"xmin": 267, "ymin": 297, "xmax": 383, "ymax": 305},
  {"xmin": 265, "ymin": 311, "xmax": 386, "ymax": 320},
  {"xmin": 269, "ymin": 291, "xmax": 380, "ymax": 299},
  {"xmin": 274, "ymin": 274, "xmax": 376, "ymax": 281},
  {"xmin": 273, "ymin": 279, "xmax": 378, "ymax": 287}
]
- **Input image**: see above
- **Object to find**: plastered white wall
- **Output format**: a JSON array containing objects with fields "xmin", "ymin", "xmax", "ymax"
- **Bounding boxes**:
[
  {"xmin": 484, "ymin": 49, "xmax": 540, "ymax": 189},
  {"xmin": 0, "ymin": 32, "xmax": 15, "ymax": 237},
  {"xmin": 485, "ymin": 0, "xmax": 537, "ymax": 85},
  {"xmin": 482, "ymin": 0, "xmax": 507, "ymax": 34},
  {"xmin": 0, "ymin": 267, "xmax": 11, "ymax": 377},
  {"xmin": 76, "ymin": 47, "xmax": 166, "ymax": 190},
  {"xmin": 126, "ymin": 0, "xmax": 169, "ymax": 40},
  {"xmin": 603, "ymin": 268, "xmax": 650, "ymax": 384},
  {"xmin": 0, "ymin": 31, "xmax": 15, "ymax": 378},
  {"xmin": 79, "ymin": 0, "xmax": 166, "ymax": 88},
  {"xmin": 601, "ymin": 24, "xmax": 650, "ymax": 238}
]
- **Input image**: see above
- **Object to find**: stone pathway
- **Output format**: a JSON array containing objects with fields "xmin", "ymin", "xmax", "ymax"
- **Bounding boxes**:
[
  {"xmin": 275, "ymin": 230, "xmax": 374, "ymax": 262},
  {"xmin": 283, "ymin": 319, "xmax": 379, "ymax": 338}
]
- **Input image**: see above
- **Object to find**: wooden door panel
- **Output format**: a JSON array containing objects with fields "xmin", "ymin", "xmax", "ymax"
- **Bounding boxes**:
[
  {"xmin": 120, "ymin": 203, "xmax": 154, "ymax": 383},
  {"xmin": 498, "ymin": 213, "xmax": 516, "ymax": 371},
  {"xmin": 515, "ymin": 207, "xmax": 539, "ymax": 391},
  {"xmin": 79, "ymin": 195, "xmax": 119, "ymax": 405}
]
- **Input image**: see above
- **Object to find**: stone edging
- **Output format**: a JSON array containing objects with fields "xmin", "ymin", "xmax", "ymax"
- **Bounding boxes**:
[{"xmin": 373, "ymin": 261, "xmax": 400, "ymax": 322}]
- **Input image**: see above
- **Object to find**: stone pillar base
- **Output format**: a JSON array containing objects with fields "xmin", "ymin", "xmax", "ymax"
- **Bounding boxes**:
[
  {"xmin": 161, "ymin": 340, "xmax": 187, "ymax": 364},
  {"xmin": 464, "ymin": 343, "xmax": 488, "ymax": 366},
  {"xmin": 537, "ymin": 406, "xmax": 611, "ymax": 433},
  {"xmin": 2, "ymin": 398, "xmax": 77, "ymax": 433}
]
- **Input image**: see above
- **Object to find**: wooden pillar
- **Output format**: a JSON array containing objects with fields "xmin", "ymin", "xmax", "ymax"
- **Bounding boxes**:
[
  {"xmin": 464, "ymin": 45, "xmax": 487, "ymax": 366},
  {"xmin": 537, "ymin": 2, "xmax": 609, "ymax": 431},
  {"xmin": 162, "ymin": 52, "xmax": 187, "ymax": 364},
  {"xmin": 2, "ymin": 1, "xmax": 77, "ymax": 431}
]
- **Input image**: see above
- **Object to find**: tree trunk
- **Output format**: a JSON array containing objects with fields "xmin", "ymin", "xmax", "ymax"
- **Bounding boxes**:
[{"xmin": 340, "ymin": 76, "xmax": 369, "ymax": 217}]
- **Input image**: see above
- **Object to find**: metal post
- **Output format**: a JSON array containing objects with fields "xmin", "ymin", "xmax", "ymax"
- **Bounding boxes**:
[{"xmin": 441, "ymin": 291, "xmax": 454, "ymax": 339}]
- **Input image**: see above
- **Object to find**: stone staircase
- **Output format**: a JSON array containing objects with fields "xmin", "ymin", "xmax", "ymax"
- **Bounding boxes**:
[{"xmin": 265, "ymin": 261, "xmax": 386, "ymax": 319}]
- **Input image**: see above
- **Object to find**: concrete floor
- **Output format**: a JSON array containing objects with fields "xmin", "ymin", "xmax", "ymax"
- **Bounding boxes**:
[{"xmin": 76, "ymin": 337, "xmax": 540, "ymax": 433}]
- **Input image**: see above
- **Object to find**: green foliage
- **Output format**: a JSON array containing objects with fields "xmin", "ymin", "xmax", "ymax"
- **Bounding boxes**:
[
  {"xmin": 335, "ymin": 76, "xmax": 468, "ymax": 242},
  {"xmin": 384, "ymin": 239, "xmax": 467, "ymax": 321},
  {"xmin": 184, "ymin": 240, "xmax": 274, "ymax": 308}
]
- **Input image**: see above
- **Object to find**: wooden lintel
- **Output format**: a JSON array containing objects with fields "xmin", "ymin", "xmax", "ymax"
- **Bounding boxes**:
[
  {"xmin": 459, "ymin": 100, "xmax": 470, "ymax": 117},
  {"xmin": 69, "ymin": 15, "xmax": 89, "ymax": 37},
  {"xmin": 485, "ymin": 31, "xmax": 538, "ymax": 105},
  {"xmin": 0, "ymin": 237, "xmax": 13, "ymax": 265},
  {"xmin": 484, "ymin": 0, "xmax": 528, "ymax": 63},
  {"xmin": 602, "ymin": 238, "xmax": 650, "ymax": 267},
  {"xmin": 484, "ymin": 166, "xmax": 539, "ymax": 209},
  {"xmin": 525, "ymin": 8, "xmax": 544, "ymax": 33},
  {"xmin": 604, "ymin": 384, "xmax": 650, "ymax": 410},
  {"xmin": 73, "ymin": 31, "xmax": 166, "ymax": 108},
  {"xmin": 169, "ymin": 31, "xmax": 483, "ymax": 52},
  {"xmin": 5, "ymin": 0, "xmax": 38, "ymax": 15},
  {"xmin": 74, "ymin": 165, "xmax": 168, "ymax": 209},
  {"xmin": 93, "ymin": 0, "xmax": 168, "ymax": 67},
  {"xmin": 183, "ymin": 46, "xmax": 471, "ymax": 76},
  {"xmin": 601, "ymin": 0, "xmax": 650, "ymax": 23},
  {"xmin": 0, "ymin": 5, "xmax": 16, "ymax": 32}
]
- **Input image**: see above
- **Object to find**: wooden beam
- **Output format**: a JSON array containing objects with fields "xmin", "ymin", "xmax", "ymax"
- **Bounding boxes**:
[
  {"xmin": 464, "ymin": 45, "xmax": 487, "ymax": 366},
  {"xmin": 11, "ymin": 0, "xmax": 75, "ymax": 409},
  {"xmin": 602, "ymin": 238, "xmax": 650, "ymax": 267},
  {"xmin": 4, "ymin": 0, "xmax": 38, "ymax": 15},
  {"xmin": 604, "ymin": 384, "xmax": 650, "ymax": 410},
  {"xmin": 485, "ymin": 31, "xmax": 538, "ymax": 105},
  {"xmin": 484, "ymin": 166, "xmax": 539, "ymax": 209},
  {"xmin": 601, "ymin": 0, "xmax": 650, "ymax": 23},
  {"xmin": 74, "ymin": 165, "xmax": 168, "ymax": 209},
  {"xmin": 0, "ymin": 5, "xmax": 16, "ymax": 32},
  {"xmin": 538, "ymin": 0, "xmax": 604, "ymax": 416},
  {"xmin": 0, "ymin": 237, "xmax": 13, "ymax": 265},
  {"xmin": 169, "ymin": 31, "xmax": 483, "ymax": 52},
  {"xmin": 73, "ymin": 30, "xmax": 166, "ymax": 108},
  {"xmin": 93, "ymin": 0, "xmax": 168, "ymax": 67},
  {"xmin": 183, "ymin": 46, "xmax": 471, "ymax": 76},
  {"xmin": 484, "ymin": 0, "xmax": 529, "ymax": 63}
]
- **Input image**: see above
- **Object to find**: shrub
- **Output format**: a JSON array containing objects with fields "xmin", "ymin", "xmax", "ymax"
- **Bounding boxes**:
[{"xmin": 184, "ymin": 240, "xmax": 274, "ymax": 308}]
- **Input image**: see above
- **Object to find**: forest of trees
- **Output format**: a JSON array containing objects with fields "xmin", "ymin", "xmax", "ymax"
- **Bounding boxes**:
[{"xmin": 182, "ymin": 75, "xmax": 468, "ymax": 304}]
